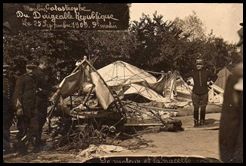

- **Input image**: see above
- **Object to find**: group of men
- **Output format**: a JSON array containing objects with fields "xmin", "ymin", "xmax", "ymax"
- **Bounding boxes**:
[{"xmin": 3, "ymin": 57, "xmax": 52, "ymax": 154}]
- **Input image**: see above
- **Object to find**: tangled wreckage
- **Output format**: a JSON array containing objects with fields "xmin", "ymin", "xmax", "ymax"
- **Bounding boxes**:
[{"xmin": 46, "ymin": 57, "xmax": 223, "ymax": 151}]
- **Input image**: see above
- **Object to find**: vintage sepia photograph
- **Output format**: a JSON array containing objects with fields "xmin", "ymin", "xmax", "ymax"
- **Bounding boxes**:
[{"xmin": 2, "ymin": 3, "xmax": 243, "ymax": 163}]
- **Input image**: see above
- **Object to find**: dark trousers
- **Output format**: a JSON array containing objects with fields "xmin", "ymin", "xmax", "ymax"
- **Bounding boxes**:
[
  {"xmin": 3, "ymin": 100, "xmax": 14, "ymax": 151},
  {"xmin": 37, "ymin": 99, "xmax": 48, "ymax": 143},
  {"xmin": 3, "ymin": 113, "xmax": 13, "ymax": 150},
  {"xmin": 192, "ymin": 93, "xmax": 208, "ymax": 122},
  {"xmin": 37, "ymin": 113, "xmax": 47, "ymax": 143},
  {"xmin": 16, "ymin": 114, "xmax": 40, "ymax": 152},
  {"xmin": 193, "ymin": 105, "xmax": 207, "ymax": 122}
]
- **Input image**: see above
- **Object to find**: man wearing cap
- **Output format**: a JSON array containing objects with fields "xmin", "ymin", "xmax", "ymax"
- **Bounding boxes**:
[
  {"xmin": 187, "ymin": 56, "xmax": 218, "ymax": 127},
  {"xmin": 3, "ymin": 63, "xmax": 15, "ymax": 154},
  {"xmin": 15, "ymin": 60, "xmax": 40, "ymax": 153},
  {"xmin": 32, "ymin": 56, "xmax": 52, "ymax": 149},
  {"xmin": 219, "ymin": 23, "xmax": 243, "ymax": 163}
]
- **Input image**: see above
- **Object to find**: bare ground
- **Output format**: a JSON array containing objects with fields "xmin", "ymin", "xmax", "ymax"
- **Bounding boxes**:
[{"xmin": 3, "ymin": 105, "xmax": 221, "ymax": 163}]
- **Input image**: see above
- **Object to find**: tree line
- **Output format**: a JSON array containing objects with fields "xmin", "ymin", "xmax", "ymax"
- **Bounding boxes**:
[{"xmin": 3, "ymin": 11, "xmax": 241, "ymax": 83}]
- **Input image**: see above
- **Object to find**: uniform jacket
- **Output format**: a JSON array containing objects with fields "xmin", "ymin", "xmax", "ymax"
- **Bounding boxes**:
[
  {"xmin": 188, "ymin": 68, "xmax": 218, "ymax": 95},
  {"xmin": 32, "ymin": 67, "xmax": 52, "ymax": 120},
  {"xmin": 219, "ymin": 67, "xmax": 243, "ymax": 163},
  {"xmin": 32, "ymin": 67, "xmax": 50, "ymax": 100},
  {"xmin": 3, "ymin": 75, "xmax": 15, "ymax": 121},
  {"xmin": 3, "ymin": 75, "xmax": 15, "ymax": 107},
  {"xmin": 15, "ymin": 73, "xmax": 37, "ymax": 117}
]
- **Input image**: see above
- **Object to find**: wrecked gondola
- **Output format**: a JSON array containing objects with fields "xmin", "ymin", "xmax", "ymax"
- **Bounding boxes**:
[{"xmin": 47, "ymin": 57, "xmax": 184, "ymax": 150}]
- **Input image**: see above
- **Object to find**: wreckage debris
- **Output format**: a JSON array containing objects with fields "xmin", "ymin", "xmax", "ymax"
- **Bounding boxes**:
[
  {"xmin": 76, "ymin": 144, "xmax": 130, "ymax": 162},
  {"xmin": 47, "ymin": 58, "xmax": 227, "ymax": 153}
]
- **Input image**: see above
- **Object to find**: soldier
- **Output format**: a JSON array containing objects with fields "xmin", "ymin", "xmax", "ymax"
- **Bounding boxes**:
[
  {"xmin": 187, "ymin": 56, "xmax": 218, "ymax": 127},
  {"xmin": 219, "ymin": 23, "xmax": 243, "ymax": 163},
  {"xmin": 3, "ymin": 64, "xmax": 15, "ymax": 154},
  {"xmin": 15, "ymin": 60, "xmax": 40, "ymax": 154},
  {"xmin": 32, "ymin": 56, "xmax": 52, "ymax": 148}
]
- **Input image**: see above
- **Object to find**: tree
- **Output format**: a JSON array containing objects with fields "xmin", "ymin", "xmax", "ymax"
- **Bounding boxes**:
[
  {"xmin": 4, "ymin": 28, "xmax": 135, "ymax": 80},
  {"xmin": 128, "ymin": 12, "xmax": 240, "ymax": 78},
  {"xmin": 173, "ymin": 11, "xmax": 207, "ymax": 41},
  {"xmin": 129, "ymin": 12, "xmax": 187, "ymax": 72},
  {"xmin": 4, "ymin": 11, "xmax": 240, "ymax": 82}
]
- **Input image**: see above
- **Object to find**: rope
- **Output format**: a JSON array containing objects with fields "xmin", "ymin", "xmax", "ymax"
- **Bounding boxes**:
[{"xmin": 145, "ymin": 70, "xmax": 166, "ymax": 75}]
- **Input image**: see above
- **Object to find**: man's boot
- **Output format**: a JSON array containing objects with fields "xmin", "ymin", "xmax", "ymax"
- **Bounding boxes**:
[
  {"xmin": 17, "ymin": 140, "xmax": 28, "ymax": 155},
  {"xmin": 38, "ymin": 128, "xmax": 46, "ymax": 146},
  {"xmin": 3, "ymin": 139, "xmax": 11, "ymax": 155},
  {"xmin": 200, "ymin": 106, "xmax": 206, "ymax": 126},
  {"xmin": 193, "ymin": 106, "xmax": 199, "ymax": 127},
  {"xmin": 31, "ymin": 136, "xmax": 41, "ymax": 153},
  {"xmin": 200, "ymin": 120, "xmax": 205, "ymax": 126},
  {"xmin": 194, "ymin": 120, "xmax": 199, "ymax": 127}
]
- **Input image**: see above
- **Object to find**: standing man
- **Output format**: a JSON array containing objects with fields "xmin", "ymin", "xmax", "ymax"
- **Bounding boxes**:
[
  {"xmin": 3, "ymin": 22, "xmax": 15, "ymax": 154},
  {"xmin": 187, "ymin": 57, "xmax": 218, "ymax": 127},
  {"xmin": 32, "ymin": 56, "xmax": 52, "ymax": 148},
  {"xmin": 15, "ymin": 60, "xmax": 40, "ymax": 153},
  {"xmin": 219, "ymin": 23, "xmax": 243, "ymax": 163},
  {"xmin": 3, "ymin": 64, "xmax": 15, "ymax": 154}
]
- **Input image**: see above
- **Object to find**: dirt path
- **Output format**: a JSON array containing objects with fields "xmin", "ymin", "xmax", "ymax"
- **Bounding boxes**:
[
  {"xmin": 133, "ymin": 126, "xmax": 219, "ymax": 159},
  {"xmin": 101, "ymin": 113, "xmax": 221, "ymax": 159},
  {"xmin": 3, "ymin": 113, "xmax": 221, "ymax": 163}
]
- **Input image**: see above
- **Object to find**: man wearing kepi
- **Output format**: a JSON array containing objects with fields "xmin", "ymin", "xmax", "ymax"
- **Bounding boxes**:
[
  {"xmin": 219, "ymin": 23, "xmax": 243, "ymax": 163},
  {"xmin": 32, "ymin": 56, "xmax": 52, "ymax": 149},
  {"xmin": 187, "ymin": 56, "xmax": 218, "ymax": 127},
  {"xmin": 15, "ymin": 60, "xmax": 40, "ymax": 153}
]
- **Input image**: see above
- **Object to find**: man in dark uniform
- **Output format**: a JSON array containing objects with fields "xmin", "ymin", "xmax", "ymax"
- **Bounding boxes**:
[
  {"xmin": 15, "ymin": 61, "xmax": 40, "ymax": 153},
  {"xmin": 219, "ymin": 23, "xmax": 243, "ymax": 163},
  {"xmin": 187, "ymin": 57, "xmax": 218, "ymax": 127},
  {"xmin": 32, "ymin": 56, "xmax": 51, "ymax": 148},
  {"xmin": 3, "ymin": 22, "xmax": 15, "ymax": 154},
  {"xmin": 3, "ymin": 64, "xmax": 15, "ymax": 154}
]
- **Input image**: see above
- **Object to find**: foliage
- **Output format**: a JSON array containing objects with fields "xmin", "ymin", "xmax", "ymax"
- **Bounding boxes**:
[
  {"xmin": 128, "ymin": 12, "xmax": 240, "ymax": 77},
  {"xmin": 173, "ymin": 11, "xmax": 207, "ymax": 41},
  {"xmin": 3, "ymin": 11, "xmax": 240, "ymax": 83},
  {"xmin": 129, "ymin": 12, "xmax": 184, "ymax": 71}
]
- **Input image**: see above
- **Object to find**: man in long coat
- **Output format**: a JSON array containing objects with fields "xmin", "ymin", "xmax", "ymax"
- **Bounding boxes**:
[
  {"xmin": 3, "ymin": 64, "xmax": 15, "ymax": 154},
  {"xmin": 15, "ymin": 61, "xmax": 40, "ymax": 153},
  {"xmin": 219, "ymin": 23, "xmax": 243, "ymax": 163},
  {"xmin": 32, "ymin": 57, "xmax": 51, "ymax": 146}
]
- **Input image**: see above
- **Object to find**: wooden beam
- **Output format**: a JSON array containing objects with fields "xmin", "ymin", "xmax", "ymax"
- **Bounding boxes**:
[
  {"xmin": 124, "ymin": 123, "xmax": 164, "ymax": 126},
  {"xmin": 125, "ymin": 103, "xmax": 176, "ymax": 112}
]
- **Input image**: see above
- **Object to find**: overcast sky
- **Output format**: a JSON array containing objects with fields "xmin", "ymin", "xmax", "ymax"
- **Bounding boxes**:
[{"xmin": 129, "ymin": 3, "xmax": 243, "ymax": 44}]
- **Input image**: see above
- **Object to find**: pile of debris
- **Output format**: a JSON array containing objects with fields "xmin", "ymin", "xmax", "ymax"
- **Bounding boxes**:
[
  {"xmin": 46, "ymin": 57, "xmax": 223, "ymax": 151},
  {"xmin": 49, "ymin": 122, "xmax": 120, "ymax": 151}
]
